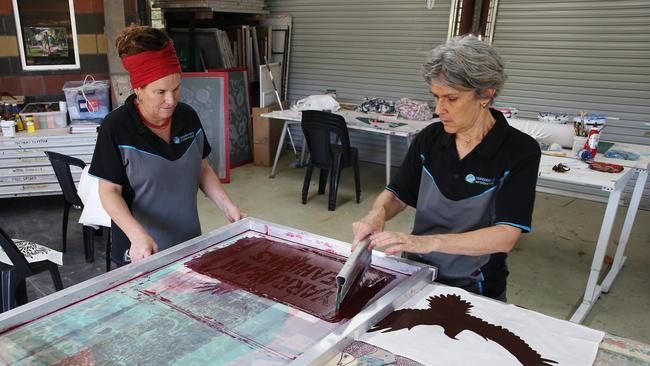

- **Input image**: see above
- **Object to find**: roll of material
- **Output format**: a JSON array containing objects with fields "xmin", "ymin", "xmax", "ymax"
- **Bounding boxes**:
[{"xmin": 507, "ymin": 118, "xmax": 575, "ymax": 148}]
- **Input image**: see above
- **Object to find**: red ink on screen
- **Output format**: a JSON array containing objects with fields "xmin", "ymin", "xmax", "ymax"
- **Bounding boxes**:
[{"xmin": 186, "ymin": 237, "xmax": 395, "ymax": 322}]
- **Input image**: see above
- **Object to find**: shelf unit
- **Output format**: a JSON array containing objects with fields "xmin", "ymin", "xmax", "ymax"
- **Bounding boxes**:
[{"xmin": 0, "ymin": 128, "xmax": 97, "ymax": 198}]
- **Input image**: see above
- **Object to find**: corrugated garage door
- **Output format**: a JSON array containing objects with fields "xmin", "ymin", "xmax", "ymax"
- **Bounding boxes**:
[
  {"xmin": 492, "ymin": 0, "xmax": 650, "ymax": 209},
  {"xmin": 267, "ymin": 0, "xmax": 650, "ymax": 209},
  {"xmin": 265, "ymin": 0, "xmax": 449, "ymax": 166}
]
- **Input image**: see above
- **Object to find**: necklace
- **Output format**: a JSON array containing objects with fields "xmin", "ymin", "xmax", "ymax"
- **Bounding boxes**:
[
  {"xmin": 141, "ymin": 117, "xmax": 171, "ymax": 130},
  {"xmin": 457, "ymin": 113, "xmax": 496, "ymax": 144},
  {"xmin": 135, "ymin": 102, "xmax": 171, "ymax": 130}
]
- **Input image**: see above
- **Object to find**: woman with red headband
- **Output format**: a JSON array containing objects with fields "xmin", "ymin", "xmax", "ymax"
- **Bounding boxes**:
[{"xmin": 89, "ymin": 25, "xmax": 244, "ymax": 265}]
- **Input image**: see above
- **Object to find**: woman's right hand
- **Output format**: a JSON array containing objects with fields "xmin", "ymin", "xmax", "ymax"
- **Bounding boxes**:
[
  {"xmin": 128, "ymin": 233, "xmax": 159, "ymax": 262},
  {"xmin": 352, "ymin": 208, "xmax": 386, "ymax": 250},
  {"xmin": 98, "ymin": 180, "xmax": 159, "ymax": 263}
]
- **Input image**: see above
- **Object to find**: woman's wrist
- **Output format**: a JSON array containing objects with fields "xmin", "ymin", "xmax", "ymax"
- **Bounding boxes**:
[
  {"xmin": 368, "ymin": 206, "xmax": 386, "ymax": 224},
  {"xmin": 125, "ymin": 225, "xmax": 150, "ymax": 244}
]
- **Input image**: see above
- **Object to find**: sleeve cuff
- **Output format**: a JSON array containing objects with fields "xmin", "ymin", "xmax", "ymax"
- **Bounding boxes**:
[{"xmin": 495, "ymin": 221, "xmax": 531, "ymax": 233}]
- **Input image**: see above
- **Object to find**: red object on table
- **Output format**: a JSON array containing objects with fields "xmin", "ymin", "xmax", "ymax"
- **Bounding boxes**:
[{"xmin": 589, "ymin": 161, "xmax": 624, "ymax": 173}]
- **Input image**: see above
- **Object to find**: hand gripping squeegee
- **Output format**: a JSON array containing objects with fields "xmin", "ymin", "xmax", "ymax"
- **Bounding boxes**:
[{"xmin": 335, "ymin": 238, "xmax": 372, "ymax": 311}]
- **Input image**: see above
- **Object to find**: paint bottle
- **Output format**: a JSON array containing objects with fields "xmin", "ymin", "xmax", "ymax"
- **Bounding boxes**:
[
  {"xmin": 583, "ymin": 126, "xmax": 600, "ymax": 158},
  {"xmin": 14, "ymin": 113, "xmax": 24, "ymax": 131},
  {"xmin": 11, "ymin": 104, "xmax": 24, "ymax": 131},
  {"xmin": 26, "ymin": 116, "xmax": 36, "ymax": 133}
]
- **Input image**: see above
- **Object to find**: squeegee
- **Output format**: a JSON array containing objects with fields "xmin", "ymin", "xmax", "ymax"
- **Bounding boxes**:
[{"xmin": 335, "ymin": 238, "xmax": 372, "ymax": 311}]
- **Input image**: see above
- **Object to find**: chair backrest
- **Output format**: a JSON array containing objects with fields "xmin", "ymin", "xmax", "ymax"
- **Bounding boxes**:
[
  {"xmin": 301, "ymin": 110, "xmax": 352, "ymax": 167},
  {"xmin": 45, "ymin": 151, "xmax": 86, "ymax": 207},
  {"xmin": 0, "ymin": 226, "xmax": 31, "ymax": 275}
]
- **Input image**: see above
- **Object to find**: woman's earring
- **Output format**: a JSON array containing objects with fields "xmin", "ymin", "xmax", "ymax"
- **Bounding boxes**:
[{"xmin": 481, "ymin": 102, "xmax": 488, "ymax": 108}]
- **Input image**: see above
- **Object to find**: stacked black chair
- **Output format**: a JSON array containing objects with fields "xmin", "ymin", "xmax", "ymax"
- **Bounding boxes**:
[
  {"xmin": 301, "ymin": 110, "xmax": 361, "ymax": 211},
  {"xmin": 44, "ymin": 151, "xmax": 112, "ymax": 272},
  {"xmin": 0, "ymin": 226, "xmax": 63, "ymax": 313}
]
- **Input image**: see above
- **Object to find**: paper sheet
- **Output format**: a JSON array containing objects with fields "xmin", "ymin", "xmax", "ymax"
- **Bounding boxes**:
[
  {"xmin": 78, "ymin": 166, "xmax": 111, "ymax": 227},
  {"xmin": 361, "ymin": 285, "xmax": 604, "ymax": 366},
  {"xmin": 0, "ymin": 239, "xmax": 62, "ymax": 266}
]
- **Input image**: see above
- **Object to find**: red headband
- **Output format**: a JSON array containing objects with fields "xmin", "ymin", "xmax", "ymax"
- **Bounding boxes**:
[{"xmin": 121, "ymin": 42, "xmax": 181, "ymax": 89}]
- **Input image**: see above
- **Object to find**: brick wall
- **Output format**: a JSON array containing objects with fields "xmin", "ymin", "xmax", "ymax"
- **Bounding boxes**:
[{"xmin": 0, "ymin": 0, "xmax": 109, "ymax": 103}]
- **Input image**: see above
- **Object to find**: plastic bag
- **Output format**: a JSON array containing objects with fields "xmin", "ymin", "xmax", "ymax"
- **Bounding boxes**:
[
  {"xmin": 395, "ymin": 98, "xmax": 433, "ymax": 121},
  {"xmin": 356, "ymin": 97, "xmax": 396, "ymax": 114}
]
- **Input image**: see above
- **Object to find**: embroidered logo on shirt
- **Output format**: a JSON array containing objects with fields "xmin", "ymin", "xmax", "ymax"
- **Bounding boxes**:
[
  {"xmin": 173, "ymin": 132, "xmax": 195, "ymax": 144},
  {"xmin": 465, "ymin": 174, "xmax": 495, "ymax": 186}
]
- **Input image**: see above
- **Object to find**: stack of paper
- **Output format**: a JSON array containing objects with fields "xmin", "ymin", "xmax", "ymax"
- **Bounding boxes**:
[{"xmin": 69, "ymin": 122, "xmax": 99, "ymax": 134}]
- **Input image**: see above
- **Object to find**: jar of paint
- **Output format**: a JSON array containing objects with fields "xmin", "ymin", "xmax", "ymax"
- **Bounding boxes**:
[{"xmin": 1, "ymin": 120, "xmax": 16, "ymax": 137}]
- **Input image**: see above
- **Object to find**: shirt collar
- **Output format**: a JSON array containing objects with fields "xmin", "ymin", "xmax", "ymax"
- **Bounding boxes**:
[
  {"xmin": 438, "ymin": 130, "xmax": 454, "ymax": 150},
  {"xmin": 435, "ymin": 108, "xmax": 509, "ymax": 159},
  {"xmin": 475, "ymin": 108, "xmax": 509, "ymax": 159}
]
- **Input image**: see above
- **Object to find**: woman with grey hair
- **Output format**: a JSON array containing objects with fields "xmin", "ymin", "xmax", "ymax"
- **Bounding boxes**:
[{"xmin": 353, "ymin": 35, "xmax": 541, "ymax": 301}]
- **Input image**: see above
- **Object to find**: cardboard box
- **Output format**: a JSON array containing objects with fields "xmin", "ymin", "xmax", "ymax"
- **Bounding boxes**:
[{"xmin": 252, "ymin": 101, "xmax": 288, "ymax": 166}]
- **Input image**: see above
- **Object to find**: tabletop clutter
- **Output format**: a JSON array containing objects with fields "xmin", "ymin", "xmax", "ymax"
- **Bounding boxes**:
[
  {"xmin": 535, "ymin": 110, "xmax": 634, "ymax": 173},
  {"xmin": 0, "ymin": 76, "xmax": 110, "ymax": 137},
  {"xmin": 355, "ymin": 97, "xmax": 435, "ymax": 121},
  {"xmin": 289, "ymin": 94, "xmax": 639, "ymax": 174},
  {"xmin": 290, "ymin": 95, "xmax": 438, "ymax": 123}
]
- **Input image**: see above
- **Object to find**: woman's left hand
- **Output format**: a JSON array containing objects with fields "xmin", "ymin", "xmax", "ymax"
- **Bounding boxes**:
[{"xmin": 369, "ymin": 231, "xmax": 434, "ymax": 256}]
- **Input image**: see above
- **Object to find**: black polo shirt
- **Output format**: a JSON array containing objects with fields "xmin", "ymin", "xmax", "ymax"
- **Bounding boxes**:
[
  {"xmin": 89, "ymin": 94, "xmax": 211, "ymax": 188},
  {"xmin": 387, "ymin": 109, "xmax": 541, "ymax": 232},
  {"xmin": 89, "ymin": 94, "xmax": 211, "ymax": 262}
]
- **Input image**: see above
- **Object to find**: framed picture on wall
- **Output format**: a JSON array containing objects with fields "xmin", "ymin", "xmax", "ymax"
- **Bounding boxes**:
[{"xmin": 12, "ymin": 0, "xmax": 80, "ymax": 70}]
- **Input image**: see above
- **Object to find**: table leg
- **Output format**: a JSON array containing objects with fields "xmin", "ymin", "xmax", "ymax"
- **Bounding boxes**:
[
  {"xmin": 570, "ymin": 188, "xmax": 623, "ymax": 323},
  {"xmin": 601, "ymin": 168, "xmax": 648, "ymax": 293},
  {"xmin": 270, "ymin": 120, "xmax": 289, "ymax": 178},
  {"xmin": 386, "ymin": 135, "xmax": 392, "ymax": 184}
]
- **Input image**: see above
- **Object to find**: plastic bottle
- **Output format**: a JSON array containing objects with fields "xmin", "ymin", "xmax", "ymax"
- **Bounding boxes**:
[
  {"xmin": 11, "ymin": 104, "xmax": 24, "ymax": 131},
  {"xmin": 26, "ymin": 116, "xmax": 36, "ymax": 133},
  {"xmin": 583, "ymin": 125, "xmax": 600, "ymax": 157},
  {"xmin": 14, "ymin": 113, "xmax": 24, "ymax": 131}
]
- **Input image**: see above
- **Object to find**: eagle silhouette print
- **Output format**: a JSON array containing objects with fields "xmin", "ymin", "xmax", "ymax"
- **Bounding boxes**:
[{"xmin": 368, "ymin": 294, "xmax": 558, "ymax": 366}]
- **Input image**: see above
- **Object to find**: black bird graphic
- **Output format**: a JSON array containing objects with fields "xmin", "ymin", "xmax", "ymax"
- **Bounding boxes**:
[{"xmin": 369, "ymin": 294, "xmax": 558, "ymax": 366}]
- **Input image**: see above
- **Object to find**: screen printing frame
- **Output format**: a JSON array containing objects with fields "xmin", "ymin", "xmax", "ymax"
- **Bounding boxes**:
[{"xmin": 0, "ymin": 217, "xmax": 435, "ymax": 365}]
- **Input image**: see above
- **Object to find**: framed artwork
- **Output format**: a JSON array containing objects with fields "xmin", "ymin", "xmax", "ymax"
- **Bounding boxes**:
[
  {"xmin": 12, "ymin": 0, "xmax": 80, "ymax": 70},
  {"xmin": 208, "ymin": 67, "xmax": 252, "ymax": 168},
  {"xmin": 181, "ymin": 72, "xmax": 231, "ymax": 183}
]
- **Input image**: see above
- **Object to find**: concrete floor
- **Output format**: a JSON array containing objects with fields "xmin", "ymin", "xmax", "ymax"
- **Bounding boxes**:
[{"xmin": 2, "ymin": 153, "xmax": 649, "ymax": 344}]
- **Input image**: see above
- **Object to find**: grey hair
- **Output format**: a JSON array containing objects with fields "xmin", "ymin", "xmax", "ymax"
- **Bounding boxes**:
[{"xmin": 422, "ymin": 35, "xmax": 506, "ymax": 102}]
